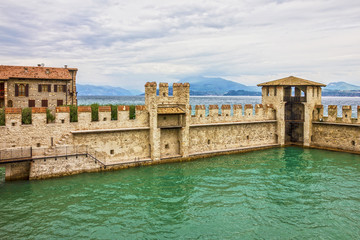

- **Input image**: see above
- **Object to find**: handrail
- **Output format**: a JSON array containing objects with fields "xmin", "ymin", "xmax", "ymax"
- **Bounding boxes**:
[{"xmin": 0, "ymin": 144, "xmax": 152, "ymax": 167}]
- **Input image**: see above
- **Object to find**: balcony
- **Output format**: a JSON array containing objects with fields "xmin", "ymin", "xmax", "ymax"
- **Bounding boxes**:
[{"xmin": 283, "ymin": 96, "xmax": 306, "ymax": 103}]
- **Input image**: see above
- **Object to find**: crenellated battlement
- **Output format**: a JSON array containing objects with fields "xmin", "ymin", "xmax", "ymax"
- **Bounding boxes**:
[
  {"xmin": 145, "ymin": 81, "xmax": 190, "ymax": 106},
  {"xmin": 190, "ymin": 103, "xmax": 276, "ymax": 124},
  {"xmin": 312, "ymin": 105, "xmax": 360, "ymax": 124},
  {"xmin": 2, "ymin": 105, "xmax": 149, "ymax": 129}
]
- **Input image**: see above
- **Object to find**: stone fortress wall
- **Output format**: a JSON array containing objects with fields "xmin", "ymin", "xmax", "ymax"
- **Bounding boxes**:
[{"xmin": 1, "ymin": 81, "xmax": 359, "ymax": 181}]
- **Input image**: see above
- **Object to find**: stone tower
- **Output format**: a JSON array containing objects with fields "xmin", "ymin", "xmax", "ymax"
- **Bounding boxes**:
[
  {"xmin": 145, "ymin": 82, "xmax": 190, "ymax": 160},
  {"xmin": 258, "ymin": 76, "xmax": 326, "ymax": 146}
]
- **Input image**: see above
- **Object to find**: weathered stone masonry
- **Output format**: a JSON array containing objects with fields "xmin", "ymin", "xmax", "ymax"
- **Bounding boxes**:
[{"xmin": 0, "ymin": 76, "xmax": 359, "ymax": 181}]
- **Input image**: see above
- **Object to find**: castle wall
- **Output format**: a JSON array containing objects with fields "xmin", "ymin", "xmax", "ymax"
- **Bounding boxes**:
[
  {"xmin": 311, "ymin": 124, "xmax": 360, "ymax": 153},
  {"xmin": 29, "ymin": 155, "xmax": 100, "ymax": 180},
  {"xmin": 310, "ymin": 105, "xmax": 360, "ymax": 153},
  {"xmin": 1, "ymin": 81, "xmax": 359, "ymax": 181},
  {"xmin": 72, "ymin": 130, "xmax": 151, "ymax": 164},
  {"xmin": 4, "ymin": 161, "xmax": 31, "ymax": 181},
  {"xmin": 0, "ymin": 106, "xmax": 150, "ymax": 149},
  {"xmin": 189, "ymin": 122, "xmax": 278, "ymax": 155}
]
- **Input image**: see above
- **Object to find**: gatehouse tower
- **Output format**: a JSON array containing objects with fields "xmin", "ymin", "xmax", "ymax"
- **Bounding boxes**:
[{"xmin": 258, "ymin": 76, "xmax": 326, "ymax": 146}]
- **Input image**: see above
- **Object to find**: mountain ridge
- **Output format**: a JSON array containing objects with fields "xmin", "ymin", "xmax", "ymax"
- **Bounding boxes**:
[{"xmin": 76, "ymin": 78, "xmax": 360, "ymax": 96}]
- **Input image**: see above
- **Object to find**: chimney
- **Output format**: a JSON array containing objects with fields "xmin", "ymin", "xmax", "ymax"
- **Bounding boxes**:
[
  {"xmin": 64, "ymin": 65, "xmax": 68, "ymax": 68},
  {"xmin": 37, "ymin": 64, "xmax": 41, "ymax": 67}
]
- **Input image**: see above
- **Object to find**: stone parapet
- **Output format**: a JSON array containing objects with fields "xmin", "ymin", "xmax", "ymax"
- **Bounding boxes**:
[
  {"xmin": 313, "ymin": 105, "xmax": 359, "ymax": 124},
  {"xmin": 98, "ymin": 106, "xmax": 111, "ymax": 112},
  {"xmin": 118, "ymin": 105, "xmax": 130, "ymax": 111},
  {"xmin": 31, "ymin": 107, "xmax": 47, "ymax": 113},
  {"xmin": 56, "ymin": 106, "xmax": 70, "ymax": 113},
  {"xmin": 5, "ymin": 108, "xmax": 21, "ymax": 114},
  {"xmin": 78, "ymin": 106, "xmax": 91, "ymax": 112}
]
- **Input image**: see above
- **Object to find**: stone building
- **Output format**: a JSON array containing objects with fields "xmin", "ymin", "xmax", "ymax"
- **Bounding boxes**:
[{"xmin": 0, "ymin": 65, "xmax": 78, "ymax": 108}]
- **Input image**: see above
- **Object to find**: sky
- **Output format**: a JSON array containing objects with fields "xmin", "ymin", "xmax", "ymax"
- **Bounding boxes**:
[{"xmin": 1, "ymin": 0, "xmax": 360, "ymax": 90}]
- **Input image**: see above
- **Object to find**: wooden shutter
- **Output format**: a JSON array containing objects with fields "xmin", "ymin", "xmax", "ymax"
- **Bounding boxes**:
[
  {"xmin": 54, "ymin": 85, "xmax": 57, "ymax": 92},
  {"xmin": 63, "ymin": 85, "xmax": 67, "ymax": 93},
  {"xmin": 15, "ymin": 84, "xmax": 19, "ymax": 96},
  {"xmin": 28, "ymin": 100, "xmax": 35, "ymax": 107},
  {"xmin": 25, "ymin": 84, "xmax": 29, "ymax": 97},
  {"xmin": 42, "ymin": 100, "xmax": 48, "ymax": 107},
  {"xmin": 38, "ymin": 84, "xmax": 42, "ymax": 92},
  {"xmin": 48, "ymin": 85, "xmax": 51, "ymax": 92}
]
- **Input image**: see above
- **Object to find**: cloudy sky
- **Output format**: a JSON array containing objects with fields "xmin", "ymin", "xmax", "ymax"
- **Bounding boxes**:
[{"xmin": 1, "ymin": 0, "xmax": 359, "ymax": 90}]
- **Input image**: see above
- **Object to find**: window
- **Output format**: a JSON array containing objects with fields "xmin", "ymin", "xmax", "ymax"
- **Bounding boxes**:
[
  {"xmin": 41, "ymin": 100, "xmax": 48, "ymax": 107},
  {"xmin": 15, "ymin": 84, "xmax": 29, "ymax": 97},
  {"xmin": 266, "ymin": 87, "xmax": 270, "ymax": 96},
  {"xmin": 54, "ymin": 85, "xmax": 67, "ymax": 93},
  {"xmin": 38, "ymin": 84, "xmax": 51, "ymax": 92},
  {"xmin": 7, "ymin": 100, "xmax": 13, "ymax": 107},
  {"xmin": 19, "ymin": 84, "xmax": 25, "ymax": 96},
  {"xmin": 274, "ymin": 87, "xmax": 277, "ymax": 96},
  {"xmin": 57, "ymin": 100, "xmax": 63, "ymax": 106},
  {"xmin": 29, "ymin": 100, "xmax": 35, "ymax": 107}
]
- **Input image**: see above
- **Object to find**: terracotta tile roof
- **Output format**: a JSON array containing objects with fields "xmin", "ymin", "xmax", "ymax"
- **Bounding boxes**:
[
  {"xmin": 157, "ymin": 106, "xmax": 185, "ymax": 114},
  {"xmin": 0, "ymin": 65, "xmax": 77, "ymax": 80},
  {"xmin": 257, "ymin": 76, "xmax": 326, "ymax": 87}
]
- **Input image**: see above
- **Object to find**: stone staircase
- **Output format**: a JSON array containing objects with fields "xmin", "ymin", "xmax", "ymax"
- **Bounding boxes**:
[{"xmin": 45, "ymin": 133, "xmax": 72, "ymax": 156}]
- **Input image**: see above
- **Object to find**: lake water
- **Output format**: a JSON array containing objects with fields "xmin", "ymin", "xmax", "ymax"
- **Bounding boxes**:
[
  {"xmin": 0, "ymin": 147, "xmax": 359, "ymax": 239},
  {"xmin": 78, "ymin": 96, "xmax": 360, "ymax": 117}
]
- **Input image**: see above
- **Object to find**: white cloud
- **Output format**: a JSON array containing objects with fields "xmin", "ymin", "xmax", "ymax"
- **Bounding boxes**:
[{"xmin": 0, "ymin": 0, "xmax": 359, "ymax": 89}]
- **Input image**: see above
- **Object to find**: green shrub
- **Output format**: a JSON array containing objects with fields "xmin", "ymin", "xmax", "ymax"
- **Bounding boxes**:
[
  {"xmin": 69, "ymin": 105, "xmax": 78, "ymax": 122},
  {"xmin": 0, "ymin": 108, "xmax": 5, "ymax": 126},
  {"xmin": 46, "ymin": 109, "xmax": 55, "ymax": 123},
  {"xmin": 22, "ymin": 108, "xmax": 32, "ymax": 125},
  {"xmin": 110, "ymin": 105, "xmax": 118, "ymax": 120},
  {"xmin": 129, "ymin": 105, "xmax": 135, "ymax": 119},
  {"xmin": 91, "ymin": 103, "xmax": 99, "ymax": 121}
]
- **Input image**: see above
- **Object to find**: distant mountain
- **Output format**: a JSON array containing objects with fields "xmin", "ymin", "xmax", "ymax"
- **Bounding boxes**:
[
  {"xmin": 224, "ymin": 90, "xmax": 262, "ymax": 96},
  {"xmin": 325, "ymin": 82, "xmax": 360, "ymax": 91},
  {"xmin": 178, "ymin": 76, "xmax": 260, "ymax": 95},
  {"xmin": 77, "ymin": 84, "xmax": 142, "ymax": 96}
]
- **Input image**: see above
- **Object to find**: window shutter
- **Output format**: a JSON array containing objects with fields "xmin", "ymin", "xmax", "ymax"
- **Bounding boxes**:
[
  {"xmin": 63, "ymin": 85, "xmax": 67, "ymax": 93},
  {"xmin": 15, "ymin": 84, "xmax": 19, "ymax": 96},
  {"xmin": 54, "ymin": 85, "xmax": 57, "ymax": 92},
  {"xmin": 38, "ymin": 84, "xmax": 42, "ymax": 92},
  {"xmin": 48, "ymin": 85, "xmax": 51, "ymax": 92},
  {"xmin": 25, "ymin": 84, "xmax": 29, "ymax": 97}
]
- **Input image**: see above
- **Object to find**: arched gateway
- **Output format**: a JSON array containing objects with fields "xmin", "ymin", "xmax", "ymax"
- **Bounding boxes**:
[{"xmin": 258, "ymin": 76, "xmax": 326, "ymax": 146}]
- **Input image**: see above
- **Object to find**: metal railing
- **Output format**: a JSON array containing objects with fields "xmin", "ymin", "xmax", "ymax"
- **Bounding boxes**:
[
  {"xmin": 283, "ymin": 96, "xmax": 306, "ymax": 103},
  {"xmin": 0, "ymin": 144, "xmax": 150, "ymax": 167},
  {"xmin": 0, "ymin": 145, "xmax": 100, "ymax": 163},
  {"xmin": 285, "ymin": 114, "xmax": 304, "ymax": 121},
  {"xmin": 0, "ymin": 147, "xmax": 32, "ymax": 161}
]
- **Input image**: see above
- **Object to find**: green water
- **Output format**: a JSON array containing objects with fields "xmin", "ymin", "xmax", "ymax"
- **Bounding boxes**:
[{"xmin": 0, "ymin": 147, "xmax": 359, "ymax": 239}]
